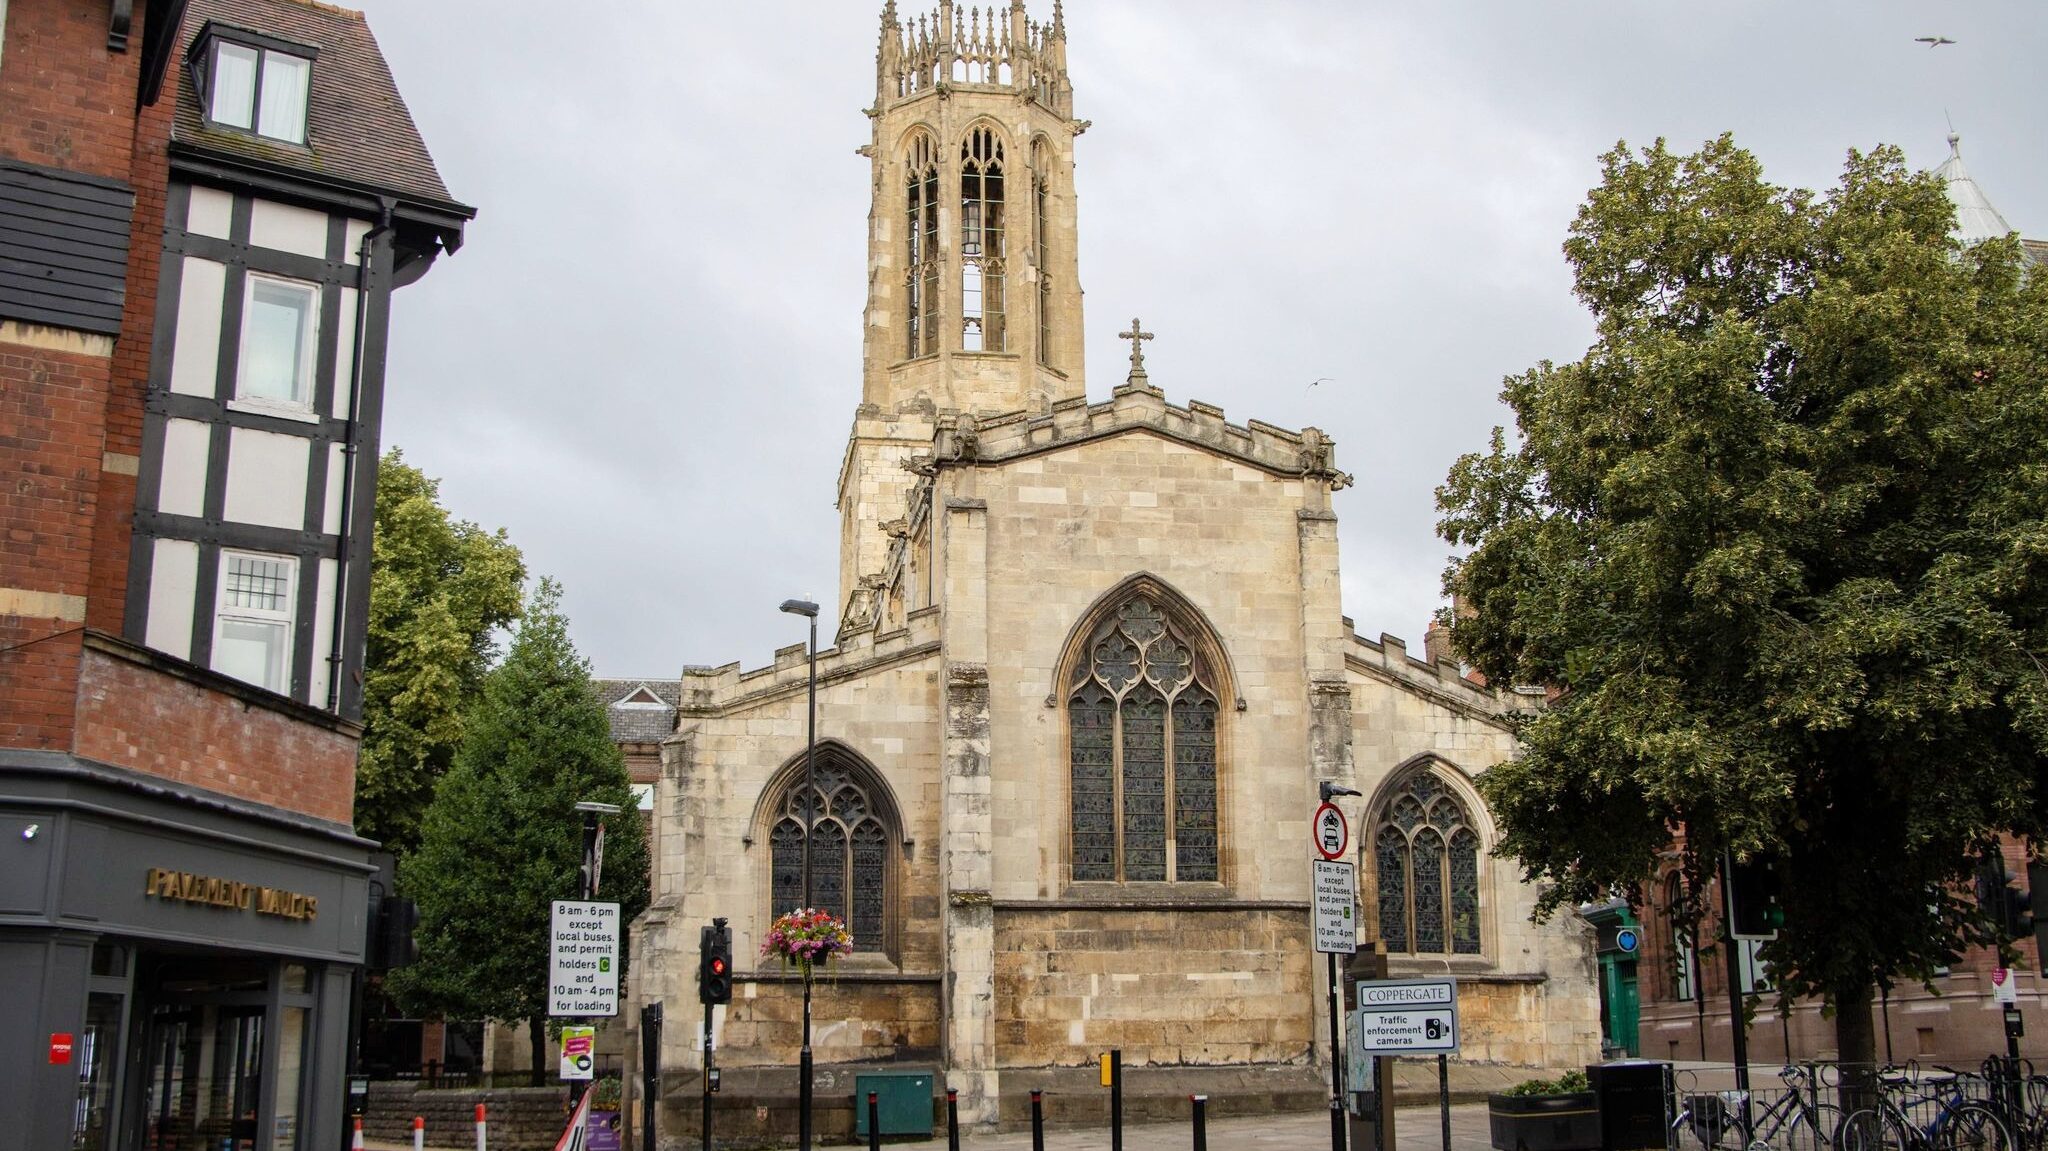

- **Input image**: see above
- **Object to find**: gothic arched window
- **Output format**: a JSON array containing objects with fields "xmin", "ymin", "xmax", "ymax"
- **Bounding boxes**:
[
  {"xmin": 1068, "ymin": 595, "xmax": 1219, "ymax": 883},
  {"xmin": 1371, "ymin": 768, "xmax": 1481, "ymax": 955},
  {"xmin": 904, "ymin": 131, "xmax": 940, "ymax": 359},
  {"xmin": 1032, "ymin": 139, "xmax": 1052, "ymax": 368},
  {"xmin": 768, "ymin": 760, "xmax": 893, "ymax": 952},
  {"xmin": 959, "ymin": 127, "xmax": 1005, "ymax": 352}
]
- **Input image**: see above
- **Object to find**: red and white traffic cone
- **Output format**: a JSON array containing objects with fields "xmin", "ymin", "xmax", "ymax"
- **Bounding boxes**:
[{"xmin": 350, "ymin": 1116, "xmax": 366, "ymax": 1151}]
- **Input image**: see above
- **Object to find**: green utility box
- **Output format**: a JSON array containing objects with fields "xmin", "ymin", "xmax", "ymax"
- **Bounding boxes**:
[{"xmin": 852, "ymin": 1069, "xmax": 935, "ymax": 1137}]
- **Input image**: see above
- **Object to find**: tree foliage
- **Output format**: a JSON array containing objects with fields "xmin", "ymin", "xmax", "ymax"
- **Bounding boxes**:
[
  {"xmin": 1438, "ymin": 136, "xmax": 2048, "ymax": 1052},
  {"xmin": 356, "ymin": 450, "xmax": 525, "ymax": 856},
  {"xmin": 391, "ymin": 578, "xmax": 651, "ymax": 1029}
]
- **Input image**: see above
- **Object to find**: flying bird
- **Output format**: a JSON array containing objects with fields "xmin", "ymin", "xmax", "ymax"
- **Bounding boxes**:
[
  {"xmin": 1915, "ymin": 35, "xmax": 1956, "ymax": 47},
  {"xmin": 1306, "ymin": 377, "xmax": 1335, "ymax": 392}
]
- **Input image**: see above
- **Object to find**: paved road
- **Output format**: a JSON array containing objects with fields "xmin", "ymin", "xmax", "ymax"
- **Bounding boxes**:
[
  {"xmin": 362, "ymin": 1102, "xmax": 1495, "ymax": 1151},
  {"xmin": 952, "ymin": 1103, "xmax": 1492, "ymax": 1151}
]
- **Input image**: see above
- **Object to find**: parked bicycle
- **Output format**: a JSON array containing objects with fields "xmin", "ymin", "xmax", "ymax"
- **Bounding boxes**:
[
  {"xmin": 1837, "ymin": 1064, "xmax": 2013, "ymax": 1151},
  {"xmin": 1672, "ymin": 1064, "xmax": 1844, "ymax": 1151}
]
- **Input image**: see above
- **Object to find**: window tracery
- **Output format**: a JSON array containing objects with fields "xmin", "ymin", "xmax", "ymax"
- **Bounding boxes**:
[
  {"xmin": 1068, "ymin": 595, "xmax": 1220, "ymax": 883},
  {"xmin": 904, "ymin": 131, "xmax": 939, "ymax": 359},
  {"xmin": 960, "ymin": 127, "xmax": 1006, "ymax": 351},
  {"xmin": 768, "ymin": 762, "xmax": 893, "ymax": 951},
  {"xmin": 1371, "ymin": 768, "xmax": 1482, "ymax": 955}
]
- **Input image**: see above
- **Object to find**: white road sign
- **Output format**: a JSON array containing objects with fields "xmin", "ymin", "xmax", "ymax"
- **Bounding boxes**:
[
  {"xmin": 549, "ymin": 900, "xmax": 621, "ymax": 1017},
  {"xmin": 1313, "ymin": 859, "xmax": 1357, "ymax": 954},
  {"xmin": 1352, "ymin": 977, "xmax": 1460, "ymax": 1055},
  {"xmin": 1313, "ymin": 802, "xmax": 1349, "ymax": 859}
]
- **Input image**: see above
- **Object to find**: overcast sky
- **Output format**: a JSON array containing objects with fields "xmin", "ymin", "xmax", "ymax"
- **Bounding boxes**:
[{"xmin": 356, "ymin": 1, "xmax": 2045, "ymax": 679}]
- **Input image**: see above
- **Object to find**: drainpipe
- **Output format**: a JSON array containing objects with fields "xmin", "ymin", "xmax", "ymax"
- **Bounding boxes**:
[{"xmin": 326, "ymin": 200, "xmax": 394, "ymax": 712}]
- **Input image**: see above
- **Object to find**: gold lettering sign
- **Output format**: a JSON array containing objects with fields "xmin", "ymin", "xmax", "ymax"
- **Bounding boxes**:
[{"xmin": 144, "ymin": 868, "xmax": 318, "ymax": 921}]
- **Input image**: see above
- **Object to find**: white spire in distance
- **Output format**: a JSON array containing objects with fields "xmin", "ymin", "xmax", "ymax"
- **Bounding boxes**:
[{"xmin": 1935, "ymin": 133, "xmax": 2016, "ymax": 244}]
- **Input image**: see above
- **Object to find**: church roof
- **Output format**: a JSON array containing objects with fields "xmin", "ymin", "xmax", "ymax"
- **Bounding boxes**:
[{"xmin": 1936, "ymin": 133, "xmax": 2018, "ymax": 245}]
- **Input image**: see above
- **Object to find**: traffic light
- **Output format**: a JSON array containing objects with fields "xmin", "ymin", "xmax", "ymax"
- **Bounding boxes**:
[
  {"xmin": 375, "ymin": 897, "xmax": 420, "ymax": 970},
  {"xmin": 1976, "ymin": 857, "xmax": 2037, "ymax": 944},
  {"xmin": 1725, "ymin": 857, "xmax": 1784, "ymax": 941},
  {"xmin": 699, "ymin": 918, "xmax": 732, "ymax": 1005},
  {"xmin": 2030, "ymin": 862, "xmax": 2048, "ymax": 973}
]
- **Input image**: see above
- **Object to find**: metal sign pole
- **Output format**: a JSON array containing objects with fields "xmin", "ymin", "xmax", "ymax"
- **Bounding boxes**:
[{"xmin": 1329, "ymin": 949, "xmax": 1347, "ymax": 1151}]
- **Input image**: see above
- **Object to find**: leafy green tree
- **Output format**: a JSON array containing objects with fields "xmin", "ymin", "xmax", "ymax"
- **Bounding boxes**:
[
  {"xmin": 391, "ymin": 579, "xmax": 651, "ymax": 1079},
  {"xmin": 1438, "ymin": 135, "xmax": 2048, "ymax": 1073},
  {"xmin": 356, "ymin": 450, "xmax": 525, "ymax": 856}
]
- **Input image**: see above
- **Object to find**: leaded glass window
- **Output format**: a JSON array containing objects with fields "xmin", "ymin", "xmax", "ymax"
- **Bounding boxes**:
[
  {"xmin": 767, "ymin": 763, "xmax": 892, "ymax": 951},
  {"xmin": 1067, "ymin": 594, "xmax": 1221, "ymax": 883},
  {"xmin": 1371, "ymin": 769, "xmax": 1482, "ymax": 955},
  {"xmin": 905, "ymin": 131, "xmax": 940, "ymax": 359},
  {"xmin": 960, "ymin": 127, "xmax": 1005, "ymax": 351}
]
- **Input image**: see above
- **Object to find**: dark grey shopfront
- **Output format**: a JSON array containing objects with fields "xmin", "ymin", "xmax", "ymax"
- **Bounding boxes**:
[{"xmin": 2, "ymin": 753, "xmax": 372, "ymax": 1151}]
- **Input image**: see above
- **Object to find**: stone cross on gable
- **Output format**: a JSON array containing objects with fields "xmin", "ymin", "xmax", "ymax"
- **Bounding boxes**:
[{"xmin": 1120, "ymin": 317, "xmax": 1153, "ymax": 385}]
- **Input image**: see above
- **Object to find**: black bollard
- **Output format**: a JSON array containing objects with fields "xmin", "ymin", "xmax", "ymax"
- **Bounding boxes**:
[
  {"xmin": 1031, "ymin": 1090, "xmax": 1045, "ymax": 1151},
  {"xmin": 1110, "ymin": 1051, "xmax": 1123, "ymax": 1151},
  {"xmin": 867, "ymin": 1092, "xmax": 880, "ymax": 1151},
  {"xmin": 1191, "ymin": 1094, "xmax": 1209, "ymax": 1151},
  {"xmin": 946, "ymin": 1088, "xmax": 960, "ymax": 1151}
]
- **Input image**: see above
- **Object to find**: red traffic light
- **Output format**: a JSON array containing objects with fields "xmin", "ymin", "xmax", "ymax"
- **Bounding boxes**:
[{"xmin": 710, "ymin": 957, "xmax": 727, "ymax": 975}]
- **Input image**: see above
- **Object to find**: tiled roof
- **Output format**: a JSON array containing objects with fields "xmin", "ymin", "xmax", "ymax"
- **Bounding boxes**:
[
  {"xmin": 594, "ymin": 679, "xmax": 681, "ymax": 744},
  {"xmin": 169, "ymin": 0, "xmax": 466, "ymax": 212}
]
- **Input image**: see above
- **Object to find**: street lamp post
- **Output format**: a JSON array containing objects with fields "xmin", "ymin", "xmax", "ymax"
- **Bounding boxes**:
[{"xmin": 779, "ymin": 598, "xmax": 820, "ymax": 1151}]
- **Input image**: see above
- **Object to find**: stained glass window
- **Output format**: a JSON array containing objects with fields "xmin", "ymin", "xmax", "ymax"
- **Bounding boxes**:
[
  {"xmin": 1371, "ymin": 768, "xmax": 1482, "ymax": 955},
  {"xmin": 1173, "ymin": 689, "xmax": 1218, "ymax": 881},
  {"xmin": 1066, "ymin": 592, "xmax": 1222, "ymax": 883},
  {"xmin": 1375, "ymin": 824, "xmax": 1408, "ymax": 952},
  {"xmin": 769, "ymin": 758, "xmax": 894, "ymax": 951}
]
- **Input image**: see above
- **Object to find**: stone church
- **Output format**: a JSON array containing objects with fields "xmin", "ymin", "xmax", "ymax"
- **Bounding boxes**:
[{"xmin": 622, "ymin": 1, "xmax": 1599, "ymax": 1123}]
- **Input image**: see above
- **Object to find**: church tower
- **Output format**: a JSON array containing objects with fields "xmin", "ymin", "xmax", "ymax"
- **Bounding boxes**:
[{"xmin": 837, "ymin": 1, "xmax": 1088, "ymax": 620}]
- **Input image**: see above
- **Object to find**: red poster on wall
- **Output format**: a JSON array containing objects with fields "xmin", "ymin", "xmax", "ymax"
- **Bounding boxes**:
[{"xmin": 48, "ymin": 1033, "xmax": 74, "ymax": 1064}]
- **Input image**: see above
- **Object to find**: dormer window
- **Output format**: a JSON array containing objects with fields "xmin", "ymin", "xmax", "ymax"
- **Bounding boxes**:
[{"xmin": 196, "ymin": 30, "xmax": 313, "ymax": 145}]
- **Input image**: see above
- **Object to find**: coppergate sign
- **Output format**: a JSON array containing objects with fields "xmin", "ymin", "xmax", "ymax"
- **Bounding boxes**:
[{"xmin": 143, "ymin": 867, "xmax": 319, "ymax": 921}]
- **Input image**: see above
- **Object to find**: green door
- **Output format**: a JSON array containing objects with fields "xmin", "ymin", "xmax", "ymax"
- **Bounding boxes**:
[{"xmin": 1600, "ymin": 954, "xmax": 1641, "ymax": 1057}]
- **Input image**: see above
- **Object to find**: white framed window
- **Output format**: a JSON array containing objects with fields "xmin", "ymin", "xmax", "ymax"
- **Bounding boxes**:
[
  {"xmin": 214, "ymin": 551, "xmax": 295, "ymax": 694},
  {"xmin": 205, "ymin": 38, "xmax": 311, "ymax": 144},
  {"xmin": 237, "ymin": 274, "xmax": 318, "ymax": 410}
]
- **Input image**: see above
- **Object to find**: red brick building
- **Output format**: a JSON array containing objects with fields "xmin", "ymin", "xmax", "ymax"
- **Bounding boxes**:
[{"xmin": 0, "ymin": 2, "xmax": 469, "ymax": 1148}]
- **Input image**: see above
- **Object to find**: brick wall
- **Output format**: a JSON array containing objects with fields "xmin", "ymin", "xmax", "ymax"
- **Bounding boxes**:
[
  {"xmin": 88, "ymin": 7, "xmax": 178, "ymax": 634},
  {"xmin": 0, "ymin": 335, "xmax": 112, "ymax": 747},
  {"xmin": 73, "ymin": 640, "xmax": 361, "ymax": 823},
  {"xmin": 0, "ymin": 0, "xmax": 146, "ymax": 179}
]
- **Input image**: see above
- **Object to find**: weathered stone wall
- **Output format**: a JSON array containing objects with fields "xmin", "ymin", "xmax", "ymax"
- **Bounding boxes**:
[
  {"xmin": 965, "ymin": 424, "xmax": 1332, "ymax": 904},
  {"xmin": 992, "ymin": 905, "xmax": 1315, "ymax": 1067},
  {"xmin": 710, "ymin": 973, "xmax": 943, "ymax": 1066},
  {"xmin": 362, "ymin": 1083, "xmax": 568, "ymax": 1150},
  {"xmin": 631, "ymin": 634, "xmax": 946, "ymax": 1074}
]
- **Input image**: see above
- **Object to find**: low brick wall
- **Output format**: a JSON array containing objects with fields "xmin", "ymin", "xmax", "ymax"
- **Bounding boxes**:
[{"xmin": 364, "ymin": 1082, "xmax": 575, "ymax": 1150}]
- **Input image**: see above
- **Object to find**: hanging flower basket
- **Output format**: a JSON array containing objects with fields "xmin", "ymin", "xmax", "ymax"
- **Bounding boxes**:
[{"xmin": 761, "ymin": 908, "xmax": 854, "ymax": 980}]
